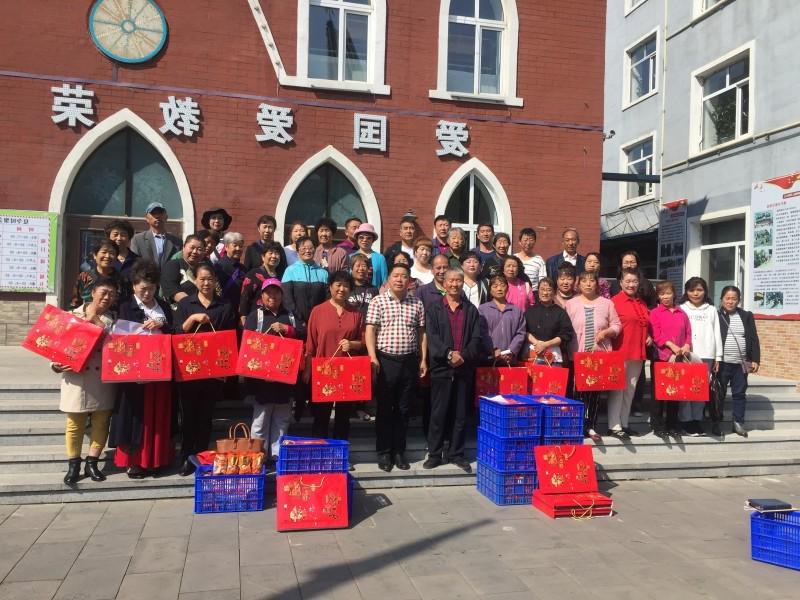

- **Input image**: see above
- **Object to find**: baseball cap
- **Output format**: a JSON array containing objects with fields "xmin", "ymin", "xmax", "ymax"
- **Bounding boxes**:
[
  {"xmin": 145, "ymin": 202, "xmax": 166, "ymax": 214},
  {"xmin": 260, "ymin": 278, "xmax": 282, "ymax": 291}
]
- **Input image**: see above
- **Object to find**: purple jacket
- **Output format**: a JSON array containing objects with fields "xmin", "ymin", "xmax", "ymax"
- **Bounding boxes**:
[
  {"xmin": 649, "ymin": 304, "xmax": 692, "ymax": 361},
  {"xmin": 478, "ymin": 301, "xmax": 527, "ymax": 360}
]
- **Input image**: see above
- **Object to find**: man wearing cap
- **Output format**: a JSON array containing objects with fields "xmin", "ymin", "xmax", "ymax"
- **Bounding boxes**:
[
  {"xmin": 130, "ymin": 202, "xmax": 181, "ymax": 268},
  {"xmin": 384, "ymin": 213, "xmax": 418, "ymax": 267},
  {"xmin": 350, "ymin": 223, "xmax": 388, "ymax": 287}
]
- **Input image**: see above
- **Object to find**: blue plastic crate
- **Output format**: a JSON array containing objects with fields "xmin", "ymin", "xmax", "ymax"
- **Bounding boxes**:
[
  {"xmin": 194, "ymin": 465, "xmax": 266, "ymax": 514},
  {"xmin": 277, "ymin": 435, "xmax": 349, "ymax": 474},
  {"xmin": 530, "ymin": 394, "xmax": 584, "ymax": 436},
  {"xmin": 478, "ymin": 395, "xmax": 541, "ymax": 438},
  {"xmin": 751, "ymin": 510, "xmax": 800, "ymax": 571},
  {"xmin": 477, "ymin": 428, "xmax": 538, "ymax": 471},
  {"xmin": 476, "ymin": 462, "xmax": 538, "ymax": 506},
  {"xmin": 541, "ymin": 434, "xmax": 584, "ymax": 446}
]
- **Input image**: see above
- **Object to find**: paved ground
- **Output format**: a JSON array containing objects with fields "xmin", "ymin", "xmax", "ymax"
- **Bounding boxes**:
[{"xmin": 0, "ymin": 477, "xmax": 799, "ymax": 600}]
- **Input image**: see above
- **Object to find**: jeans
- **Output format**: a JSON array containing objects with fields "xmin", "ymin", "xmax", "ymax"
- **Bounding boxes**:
[
  {"xmin": 718, "ymin": 361, "xmax": 749, "ymax": 423},
  {"xmin": 679, "ymin": 359, "xmax": 714, "ymax": 422},
  {"xmin": 251, "ymin": 403, "xmax": 291, "ymax": 458}
]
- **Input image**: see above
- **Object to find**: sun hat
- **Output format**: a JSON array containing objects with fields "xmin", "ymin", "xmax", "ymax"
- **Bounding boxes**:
[
  {"xmin": 201, "ymin": 207, "xmax": 233, "ymax": 230},
  {"xmin": 354, "ymin": 223, "xmax": 378, "ymax": 240}
]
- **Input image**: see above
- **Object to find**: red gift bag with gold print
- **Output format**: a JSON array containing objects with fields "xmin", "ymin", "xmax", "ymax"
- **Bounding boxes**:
[
  {"xmin": 654, "ymin": 359, "xmax": 709, "ymax": 402},
  {"xmin": 572, "ymin": 350, "xmax": 626, "ymax": 392},
  {"xmin": 474, "ymin": 366, "xmax": 529, "ymax": 406},
  {"xmin": 101, "ymin": 333, "xmax": 172, "ymax": 382},
  {"xmin": 311, "ymin": 356, "xmax": 372, "ymax": 402},
  {"xmin": 235, "ymin": 330, "xmax": 303, "ymax": 384},
  {"xmin": 527, "ymin": 363, "xmax": 569, "ymax": 396},
  {"xmin": 172, "ymin": 329, "xmax": 238, "ymax": 381},
  {"xmin": 22, "ymin": 304, "xmax": 104, "ymax": 372},
  {"xmin": 276, "ymin": 472, "xmax": 349, "ymax": 531},
  {"xmin": 535, "ymin": 445, "xmax": 598, "ymax": 494}
]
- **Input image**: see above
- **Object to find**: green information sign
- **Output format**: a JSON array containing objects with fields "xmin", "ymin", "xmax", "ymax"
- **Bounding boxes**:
[{"xmin": 0, "ymin": 210, "xmax": 58, "ymax": 293}]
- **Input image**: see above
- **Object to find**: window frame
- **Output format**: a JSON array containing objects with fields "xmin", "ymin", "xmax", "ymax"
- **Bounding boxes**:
[
  {"xmin": 430, "ymin": 0, "xmax": 523, "ymax": 107},
  {"xmin": 444, "ymin": 172, "xmax": 498, "ymax": 249},
  {"xmin": 622, "ymin": 28, "xmax": 659, "ymax": 109},
  {"xmin": 618, "ymin": 131, "xmax": 657, "ymax": 207},
  {"xmin": 624, "ymin": 0, "xmax": 649, "ymax": 17},
  {"xmin": 689, "ymin": 42, "xmax": 755, "ymax": 157},
  {"xmin": 692, "ymin": 0, "xmax": 732, "ymax": 20}
]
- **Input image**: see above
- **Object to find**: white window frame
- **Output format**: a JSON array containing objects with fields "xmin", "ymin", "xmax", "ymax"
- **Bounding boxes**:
[
  {"xmin": 689, "ymin": 42, "xmax": 755, "ymax": 157},
  {"xmin": 429, "ymin": 0, "xmax": 523, "ymax": 107},
  {"xmin": 692, "ymin": 0, "xmax": 732, "ymax": 20},
  {"xmin": 624, "ymin": 0, "xmax": 649, "ymax": 17},
  {"xmin": 622, "ymin": 28, "xmax": 659, "ymax": 109},
  {"xmin": 619, "ymin": 131, "xmax": 657, "ymax": 206}
]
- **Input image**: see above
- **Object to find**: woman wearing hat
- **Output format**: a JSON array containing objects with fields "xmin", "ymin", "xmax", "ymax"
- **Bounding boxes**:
[
  {"xmin": 201, "ymin": 207, "xmax": 233, "ymax": 263},
  {"xmin": 350, "ymin": 223, "xmax": 388, "ymax": 287}
]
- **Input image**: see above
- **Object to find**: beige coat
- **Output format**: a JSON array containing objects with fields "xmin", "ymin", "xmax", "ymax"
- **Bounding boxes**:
[{"xmin": 58, "ymin": 305, "xmax": 117, "ymax": 414}]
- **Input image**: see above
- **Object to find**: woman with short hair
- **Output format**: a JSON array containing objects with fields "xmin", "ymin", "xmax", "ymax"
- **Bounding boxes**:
[
  {"xmin": 581, "ymin": 252, "xmax": 611, "ymax": 299},
  {"xmin": 284, "ymin": 221, "xmax": 307, "ymax": 266},
  {"xmin": 411, "ymin": 237, "xmax": 434, "ymax": 284},
  {"xmin": 502, "ymin": 255, "xmax": 535, "ymax": 311},
  {"xmin": 70, "ymin": 239, "xmax": 122, "ymax": 309},
  {"xmin": 478, "ymin": 274, "xmax": 526, "ymax": 363}
]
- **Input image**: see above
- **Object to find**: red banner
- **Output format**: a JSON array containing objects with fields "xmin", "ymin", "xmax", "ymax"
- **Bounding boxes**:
[
  {"xmin": 276, "ymin": 473, "xmax": 349, "ymax": 531},
  {"xmin": 534, "ymin": 444, "xmax": 597, "ymax": 495},
  {"xmin": 474, "ymin": 367, "xmax": 529, "ymax": 406},
  {"xmin": 101, "ymin": 333, "xmax": 172, "ymax": 382},
  {"xmin": 235, "ymin": 330, "xmax": 303, "ymax": 384},
  {"xmin": 172, "ymin": 330, "xmax": 239, "ymax": 381},
  {"xmin": 654, "ymin": 362, "xmax": 709, "ymax": 402},
  {"xmin": 572, "ymin": 351, "xmax": 626, "ymax": 391},
  {"xmin": 22, "ymin": 304, "xmax": 104, "ymax": 372},
  {"xmin": 311, "ymin": 356, "xmax": 372, "ymax": 402},
  {"xmin": 527, "ymin": 363, "xmax": 569, "ymax": 396}
]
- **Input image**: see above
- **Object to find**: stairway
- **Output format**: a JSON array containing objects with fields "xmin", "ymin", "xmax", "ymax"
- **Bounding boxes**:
[{"xmin": 0, "ymin": 376, "xmax": 799, "ymax": 504}]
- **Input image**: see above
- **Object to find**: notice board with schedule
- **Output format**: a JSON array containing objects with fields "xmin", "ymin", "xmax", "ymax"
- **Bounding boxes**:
[{"xmin": 0, "ymin": 210, "xmax": 58, "ymax": 293}]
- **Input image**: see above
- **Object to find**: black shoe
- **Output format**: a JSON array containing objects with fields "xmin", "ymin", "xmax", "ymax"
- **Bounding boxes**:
[
  {"xmin": 348, "ymin": 461, "xmax": 356, "ymax": 472},
  {"xmin": 450, "ymin": 457, "xmax": 472, "ymax": 473},
  {"xmin": 732, "ymin": 421, "xmax": 748, "ymax": 437},
  {"xmin": 711, "ymin": 423, "xmax": 723, "ymax": 437},
  {"xmin": 126, "ymin": 465, "xmax": 147, "ymax": 479},
  {"xmin": 608, "ymin": 429, "xmax": 630, "ymax": 440},
  {"xmin": 377, "ymin": 456, "xmax": 393, "ymax": 472},
  {"xmin": 422, "ymin": 456, "xmax": 442, "ymax": 470},
  {"xmin": 622, "ymin": 427, "xmax": 639, "ymax": 437},
  {"xmin": 84, "ymin": 457, "xmax": 106, "ymax": 482},
  {"xmin": 64, "ymin": 457, "xmax": 82, "ymax": 485},
  {"xmin": 669, "ymin": 427, "xmax": 684, "ymax": 438},
  {"xmin": 394, "ymin": 454, "xmax": 410, "ymax": 470},
  {"xmin": 691, "ymin": 421, "xmax": 705, "ymax": 437},
  {"xmin": 653, "ymin": 429, "xmax": 668, "ymax": 439},
  {"xmin": 179, "ymin": 459, "xmax": 196, "ymax": 476}
]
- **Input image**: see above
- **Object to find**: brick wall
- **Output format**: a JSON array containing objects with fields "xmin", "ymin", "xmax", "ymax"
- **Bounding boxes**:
[
  {"xmin": 0, "ymin": 298, "xmax": 45, "ymax": 345},
  {"xmin": 754, "ymin": 319, "xmax": 800, "ymax": 381}
]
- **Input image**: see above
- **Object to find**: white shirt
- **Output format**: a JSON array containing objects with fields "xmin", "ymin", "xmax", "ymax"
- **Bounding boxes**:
[
  {"xmin": 515, "ymin": 253, "xmax": 546, "ymax": 289},
  {"xmin": 411, "ymin": 266, "xmax": 433, "ymax": 284},
  {"xmin": 681, "ymin": 301, "xmax": 723, "ymax": 361},
  {"xmin": 561, "ymin": 250, "xmax": 577, "ymax": 266},
  {"xmin": 135, "ymin": 295, "xmax": 167, "ymax": 324}
]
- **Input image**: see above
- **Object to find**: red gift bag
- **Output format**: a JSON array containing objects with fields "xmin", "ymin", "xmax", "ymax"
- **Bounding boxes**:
[
  {"xmin": 573, "ymin": 350, "xmax": 626, "ymax": 391},
  {"xmin": 101, "ymin": 333, "xmax": 172, "ymax": 382},
  {"xmin": 534, "ymin": 445, "xmax": 598, "ymax": 495},
  {"xmin": 172, "ymin": 329, "xmax": 239, "ymax": 381},
  {"xmin": 236, "ymin": 330, "xmax": 303, "ymax": 384},
  {"xmin": 474, "ymin": 366, "xmax": 529, "ymax": 406},
  {"xmin": 311, "ymin": 355, "xmax": 372, "ymax": 402},
  {"xmin": 654, "ymin": 360, "xmax": 709, "ymax": 402},
  {"xmin": 22, "ymin": 304, "xmax": 104, "ymax": 372},
  {"xmin": 276, "ymin": 472, "xmax": 349, "ymax": 531},
  {"xmin": 527, "ymin": 363, "xmax": 569, "ymax": 396}
]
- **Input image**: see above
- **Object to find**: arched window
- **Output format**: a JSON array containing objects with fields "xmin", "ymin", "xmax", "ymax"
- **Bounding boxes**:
[
  {"xmin": 430, "ymin": 0, "xmax": 522, "ymax": 106},
  {"xmin": 284, "ymin": 163, "xmax": 367, "ymax": 239},
  {"xmin": 66, "ymin": 128, "xmax": 182, "ymax": 218},
  {"xmin": 445, "ymin": 173, "xmax": 497, "ymax": 249}
]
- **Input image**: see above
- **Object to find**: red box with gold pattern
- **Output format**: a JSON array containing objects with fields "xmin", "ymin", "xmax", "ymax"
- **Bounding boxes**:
[
  {"xmin": 527, "ymin": 363, "xmax": 569, "ymax": 396},
  {"xmin": 474, "ymin": 367, "xmax": 529, "ymax": 406},
  {"xmin": 22, "ymin": 304, "xmax": 104, "ymax": 373},
  {"xmin": 534, "ymin": 444, "xmax": 598, "ymax": 494},
  {"xmin": 654, "ymin": 362, "xmax": 709, "ymax": 402},
  {"xmin": 172, "ymin": 330, "xmax": 239, "ymax": 381},
  {"xmin": 235, "ymin": 330, "xmax": 303, "ymax": 384},
  {"xmin": 572, "ymin": 350, "xmax": 626, "ymax": 392},
  {"xmin": 101, "ymin": 333, "xmax": 172, "ymax": 382},
  {"xmin": 311, "ymin": 356, "xmax": 372, "ymax": 402},
  {"xmin": 276, "ymin": 472, "xmax": 349, "ymax": 531},
  {"xmin": 532, "ymin": 490, "xmax": 613, "ymax": 518}
]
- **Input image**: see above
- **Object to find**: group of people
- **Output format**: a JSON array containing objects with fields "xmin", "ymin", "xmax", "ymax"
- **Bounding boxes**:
[{"xmin": 55, "ymin": 201, "xmax": 762, "ymax": 483}]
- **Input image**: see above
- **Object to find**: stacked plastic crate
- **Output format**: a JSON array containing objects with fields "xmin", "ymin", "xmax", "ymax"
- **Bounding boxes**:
[{"xmin": 532, "ymin": 395, "xmax": 585, "ymax": 446}]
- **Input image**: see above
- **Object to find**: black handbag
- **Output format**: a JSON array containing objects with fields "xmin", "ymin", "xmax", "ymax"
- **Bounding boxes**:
[{"xmin": 707, "ymin": 371, "xmax": 725, "ymax": 422}]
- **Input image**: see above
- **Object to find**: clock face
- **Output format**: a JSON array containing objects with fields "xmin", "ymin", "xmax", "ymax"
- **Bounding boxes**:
[{"xmin": 88, "ymin": 0, "xmax": 168, "ymax": 64}]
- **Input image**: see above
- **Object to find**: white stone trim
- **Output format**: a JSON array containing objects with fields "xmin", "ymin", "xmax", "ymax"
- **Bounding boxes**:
[
  {"xmin": 247, "ymin": 0, "xmax": 288, "ymax": 81},
  {"xmin": 47, "ymin": 108, "xmax": 194, "ymax": 306},
  {"xmin": 429, "ymin": 0, "xmax": 523, "ymax": 107},
  {"xmin": 434, "ymin": 157, "xmax": 513, "ymax": 238},
  {"xmin": 275, "ymin": 145, "xmax": 382, "ymax": 244}
]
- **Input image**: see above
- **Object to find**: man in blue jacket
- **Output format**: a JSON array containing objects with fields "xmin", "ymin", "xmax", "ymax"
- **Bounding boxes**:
[{"xmin": 545, "ymin": 227, "xmax": 586, "ymax": 281}]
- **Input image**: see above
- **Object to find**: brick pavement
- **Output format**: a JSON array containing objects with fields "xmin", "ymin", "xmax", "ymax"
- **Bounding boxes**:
[{"xmin": 0, "ymin": 476, "xmax": 799, "ymax": 600}]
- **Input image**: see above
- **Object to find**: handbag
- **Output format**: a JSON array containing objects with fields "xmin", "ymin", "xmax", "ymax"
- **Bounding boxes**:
[
  {"xmin": 216, "ymin": 422, "xmax": 264, "ymax": 454},
  {"xmin": 708, "ymin": 370, "xmax": 725, "ymax": 421}
]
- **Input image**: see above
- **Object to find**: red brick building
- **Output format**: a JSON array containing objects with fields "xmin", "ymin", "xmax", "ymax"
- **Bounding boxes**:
[{"xmin": 0, "ymin": 0, "xmax": 605, "ymax": 342}]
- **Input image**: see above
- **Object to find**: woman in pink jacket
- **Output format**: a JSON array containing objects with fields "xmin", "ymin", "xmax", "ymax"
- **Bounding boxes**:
[
  {"xmin": 565, "ymin": 271, "xmax": 621, "ymax": 442},
  {"xmin": 649, "ymin": 280, "xmax": 692, "ymax": 438}
]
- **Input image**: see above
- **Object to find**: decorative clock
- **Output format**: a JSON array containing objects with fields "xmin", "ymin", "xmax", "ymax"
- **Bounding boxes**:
[{"xmin": 88, "ymin": 0, "xmax": 168, "ymax": 64}]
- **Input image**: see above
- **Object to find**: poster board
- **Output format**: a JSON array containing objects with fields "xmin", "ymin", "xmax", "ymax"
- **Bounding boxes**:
[
  {"xmin": 750, "ymin": 173, "xmax": 800, "ymax": 318},
  {"xmin": 657, "ymin": 199, "xmax": 687, "ymax": 290},
  {"xmin": 0, "ymin": 210, "xmax": 58, "ymax": 293}
]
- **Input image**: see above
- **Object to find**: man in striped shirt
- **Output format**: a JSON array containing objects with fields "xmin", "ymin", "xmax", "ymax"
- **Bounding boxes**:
[{"xmin": 366, "ymin": 263, "xmax": 427, "ymax": 472}]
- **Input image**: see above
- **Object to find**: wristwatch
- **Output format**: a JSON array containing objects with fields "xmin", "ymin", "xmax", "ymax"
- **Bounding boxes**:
[{"xmin": 447, "ymin": 350, "xmax": 454, "ymax": 361}]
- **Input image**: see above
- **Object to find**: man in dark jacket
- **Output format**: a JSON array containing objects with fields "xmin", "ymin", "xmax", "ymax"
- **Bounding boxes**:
[
  {"xmin": 545, "ymin": 227, "xmax": 586, "ymax": 281},
  {"xmin": 243, "ymin": 215, "xmax": 288, "ymax": 276},
  {"xmin": 417, "ymin": 254, "xmax": 451, "ymax": 311},
  {"xmin": 129, "ymin": 202, "xmax": 181, "ymax": 268},
  {"xmin": 384, "ymin": 214, "xmax": 418, "ymax": 267},
  {"xmin": 423, "ymin": 267, "xmax": 483, "ymax": 472}
]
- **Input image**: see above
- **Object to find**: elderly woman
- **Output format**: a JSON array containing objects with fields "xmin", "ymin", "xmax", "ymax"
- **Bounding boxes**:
[
  {"xmin": 239, "ymin": 241, "xmax": 283, "ymax": 326},
  {"xmin": 109, "ymin": 261, "xmax": 174, "ymax": 478},
  {"xmin": 608, "ymin": 268, "xmax": 651, "ymax": 440},
  {"xmin": 502, "ymin": 255, "xmax": 535, "ymax": 311},
  {"xmin": 54, "ymin": 277, "xmax": 118, "ymax": 485},
  {"xmin": 314, "ymin": 217, "xmax": 349, "ymax": 275},
  {"xmin": 70, "ymin": 239, "xmax": 122, "ymax": 309},
  {"xmin": 347, "ymin": 253, "xmax": 379, "ymax": 314},
  {"xmin": 350, "ymin": 223, "xmax": 388, "ymax": 287},
  {"xmin": 481, "ymin": 232, "xmax": 510, "ymax": 279},
  {"xmin": 282, "ymin": 235, "xmax": 329, "ymax": 326},
  {"xmin": 411, "ymin": 237, "xmax": 434, "ymax": 284},
  {"xmin": 524, "ymin": 277, "xmax": 574, "ymax": 367},
  {"xmin": 444, "ymin": 227, "xmax": 467, "ymax": 268},
  {"xmin": 566, "ymin": 271, "xmax": 621, "ymax": 442},
  {"xmin": 175, "ymin": 263, "xmax": 237, "ymax": 475},
  {"xmin": 478, "ymin": 274, "xmax": 526, "ymax": 363},
  {"xmin": 214, "ymin": 231, "xmax": 246, "ymax": 308},
  {"xmin": 161, "ymin": 234, "xmax": 206, "ymax": 307}
]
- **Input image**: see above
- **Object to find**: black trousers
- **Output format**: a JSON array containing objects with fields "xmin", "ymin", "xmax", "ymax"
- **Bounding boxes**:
[
  {"xmin": 311, "ymin": 402, "xmax": 352, "ymax": 440},
  {"xmin": 650, "ymin": 359, "xmax": 679, "ymax": 430},
  {"xmin": 179, "ymin": 379, "xmax": 222, "ymax": 460},
  {"xmin": 428, "ymin": 376, "xmax": 470, "ymax": 459},
  {"xmin": 579, "ymin": 391, "xmax": 601, "ymax": 432},
  {"xmin": 375, "ymin": 353, "xmax": 418, "ymax": 457}
]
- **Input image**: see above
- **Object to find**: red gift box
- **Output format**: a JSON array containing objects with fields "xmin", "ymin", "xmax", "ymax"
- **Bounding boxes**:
[
  {"xmin": 474, "ymin": 367, "xmax": 529, "ymax": 406},
  {"xmin": 528, "ymin": 363, "xmax": 569, "ymax": 396},
  {"xmin": 654, "ymin": 361, "xmax": 709, "ymax": 402},
  {"xmin": 311, "ymin": 356, "xmax": 372, "ymax": 402},
  {"xmin": 532, "ymin": 490, "xmax": 613, "ymax": 518},
  {"xmin": 101, "ymin": 333, "xmax": 172, "ymax": 382},
  {"xmin": 22, "ymin": 304, "xmax": 104, "ymax": 372},
  {"xmin": 573, "ymin": 350, "xmax": 626, "ymax": 391},
  {"xmin": 535, "ymin": 445, "xmax": 599, "ymax": 494},
  {"xmin": 172, "ymin": 330, "xmax": 239, "ymax": 381},
  {"xmin": 235, "ymin": 330, "xmax": 303, "ymax": 384},
  {"xmin": 276, "ymin": 472, "xmax": 349, "ymax": 531}
]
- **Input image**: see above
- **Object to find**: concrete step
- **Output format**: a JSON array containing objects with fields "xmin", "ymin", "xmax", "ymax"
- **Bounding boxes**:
[{"xmin": 587, "ymin": 428, "xmax": 800, "ymax": 455}]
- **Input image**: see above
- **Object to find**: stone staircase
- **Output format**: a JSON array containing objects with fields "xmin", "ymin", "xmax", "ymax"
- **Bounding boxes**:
[{"xmin": 0, "ymin": 375, "xmax": 799, "ymax": 504}]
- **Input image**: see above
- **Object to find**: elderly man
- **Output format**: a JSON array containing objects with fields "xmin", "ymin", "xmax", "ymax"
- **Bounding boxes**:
[
  {"xmin": 161, "ymin": 234, "xmax": 205, "ymax": 306},
  {"xmin": 130, "ymin": 202, "xmax": 181, "ymax": 267},
  {"xmin": 545, "ymin": 227, "xmax": 586, "ymax": 281},
  {"xmin": 424, "ymin": 267, "xmax": 483, "ymax": 472},
  {"xmin": 366, "ymin": 263, "xmax": 427, "ymax": 472},
  {"xmin": 416, "ymin": 254, "xmax": 451, "ymax": 311},
  {"xmin": 444, "ymin": 227, "xmax": 467, "ymax": 268}
]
